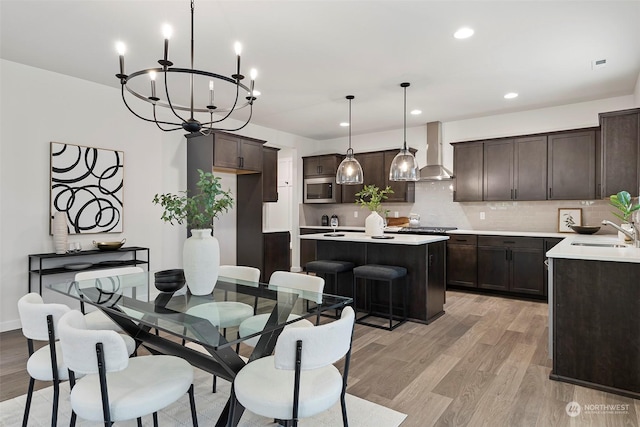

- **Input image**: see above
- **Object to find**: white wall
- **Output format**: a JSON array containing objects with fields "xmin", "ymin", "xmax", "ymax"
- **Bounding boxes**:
[
  {"xmin": 635, "ymin": 72, "xmax": 640, "ymax": 106},
  {"xmin": 0, "ymin": 59, "xmax": 314, "ymax": 331}
]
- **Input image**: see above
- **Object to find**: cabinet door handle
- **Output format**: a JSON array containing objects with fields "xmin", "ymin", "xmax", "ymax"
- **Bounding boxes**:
[
  {"xmin": 514, "ymin": 189, "xmax": 517, "ymax": 200},
  {"xmin": 505, "ymin": 249, "xmax": 509, "ymax": 261},
  {"xmin": 429, "ymin": 254, "xmax": 433, "ymax": 267},
  {"xmin": 597, "ymin": 184, "xmax": 601, "ymax": 199},
  {"xmin": 318, "ymin": 165, "xmax": 323, "ymax": 174},
  {"xmin": 510, "ymin": 189, "xmax": 513, "ymax": 199},
  {"xmin": 549, "ymin": 187, "xmax": 552, "ymax": 198}
]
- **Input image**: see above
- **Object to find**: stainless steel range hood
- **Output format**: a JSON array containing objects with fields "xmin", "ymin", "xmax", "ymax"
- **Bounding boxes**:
[{"xmin": 418, "ymin": 121, "xmax": 454, "ymax": 181}]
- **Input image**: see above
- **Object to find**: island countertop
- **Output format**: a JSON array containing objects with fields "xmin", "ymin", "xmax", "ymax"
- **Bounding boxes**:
[
  {"xmin": 299, "ymin": 232, "xmax": 449, "ymax": 245},
  {"xmin": 546, "ymin": 234, "xmax": 640, "ymax": 263}
]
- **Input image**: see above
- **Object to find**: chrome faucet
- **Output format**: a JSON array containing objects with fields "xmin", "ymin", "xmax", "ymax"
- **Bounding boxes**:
[{"xmin": 601, "ymin": 220, "xmax": 640, "ymax": 248}]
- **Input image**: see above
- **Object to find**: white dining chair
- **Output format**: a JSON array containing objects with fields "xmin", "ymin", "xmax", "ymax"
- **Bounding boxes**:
[
  {"xmin": 74, "ymin": 266, "xmax": 144, "ymax": 331},
  {"xmin": 231, "ymin": 306, "xmax": 355, "ymax": 426},
  {"xmin": 184, "ymin": 265, "xmax": 260, "ymax": 392},
  {"xmin": 238, "ymin": 271, "xmax": 325, "ymax": 349},
  {"xmin": 58, "ymin": 310, "xmax": 198, "ymax": 426},
  {"xmin": 17, "ymin": 293, "xmax": 136, "ymax": 427}
]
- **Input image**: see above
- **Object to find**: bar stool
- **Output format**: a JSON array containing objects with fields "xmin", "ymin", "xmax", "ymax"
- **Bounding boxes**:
[
  {"xmin": 352, "ymin": 264, "xmax": 408, "ymax": 331},
  {"xmin": 305, "ymin": 260, "xmax": 354, "ymax": 318}
]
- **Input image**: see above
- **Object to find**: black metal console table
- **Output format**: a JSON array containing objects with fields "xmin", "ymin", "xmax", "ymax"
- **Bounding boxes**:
[{"xmin": 28, "ymin": 247, "xmax": 150, "ymax": 294}]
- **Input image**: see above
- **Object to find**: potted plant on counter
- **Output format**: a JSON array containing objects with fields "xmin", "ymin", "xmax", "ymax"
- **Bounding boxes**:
[
  {"xmin": 153, "ymin": 169, "xmax": 234, "ymax": 295},
  {"xmin": 609, "ymin": 190, "xmax": 640, "ymax": 242},
  {"xmin": 355, "ymin": 185, "xmax": 393, "ymax": 236}
]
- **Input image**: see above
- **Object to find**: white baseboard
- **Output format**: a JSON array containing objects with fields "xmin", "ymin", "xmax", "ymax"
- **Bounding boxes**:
[{"xmin": 1, "ymin": 319, "xmax": 21, "ymax": 333}]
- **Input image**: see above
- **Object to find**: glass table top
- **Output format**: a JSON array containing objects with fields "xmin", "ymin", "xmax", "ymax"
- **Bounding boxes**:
[{"xmin": 48, "ymin": 271, "xmax": 352, "ymax": 350}]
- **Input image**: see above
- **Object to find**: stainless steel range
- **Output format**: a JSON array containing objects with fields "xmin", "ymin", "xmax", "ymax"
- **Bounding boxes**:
[{"xmin": 396, "ymin": 226, "xmax": 458, "ymax": 235}]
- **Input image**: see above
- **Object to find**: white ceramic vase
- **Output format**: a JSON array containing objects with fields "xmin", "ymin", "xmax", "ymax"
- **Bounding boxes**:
[
  {"xmin": 619, "ymin": 223, "xmax": 634, "ymax": 242},
  {"xmin": 365, "ymin": 211, "xmax": 385, "ymax": 236},
  {"xmin": 183, "ymin": 228, "xmax": 220, "ymax": 295},
  {"xmin": 52, "ymin": 212, "xmax": 68, "ymax": 254}
]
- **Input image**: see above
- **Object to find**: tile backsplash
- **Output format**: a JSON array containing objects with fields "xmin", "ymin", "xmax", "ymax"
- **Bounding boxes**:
[{"xmin": 301, "ymin": 181, "xmax": 623, "ymax": 235}]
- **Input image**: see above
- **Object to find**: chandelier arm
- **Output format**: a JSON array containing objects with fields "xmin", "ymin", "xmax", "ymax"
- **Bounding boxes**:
[
  {"xmin": 205, "ymin": 81, "xmax": 242, "ymax": 124},
  {"xmin": 153, "ymin": 104, "xmax": 184, "ymax": 132},
  {"xmin": 202, "ymin": 103, "xmax": 253, "ymax": 133},
  {"xmin": 403, "ymin": 84, "xmax": 408, "ymax": 151},
  {"xmin": 162, "ymin": 69, "xmax": 190, "ymax": 124},
  {"xmin": 120, "ymin": 84, "xmax": 182, "ymax": 128}
]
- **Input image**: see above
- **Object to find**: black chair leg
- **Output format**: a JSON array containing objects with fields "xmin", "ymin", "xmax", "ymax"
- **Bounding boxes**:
[
  {"xmin": 212, "ymin": 375, "xmax": 217, "ymax": 393},
  {"xmin": 138, "ymin": 416, "xmax": 144, "ymax": 427},
  {"xmin": 188, "ymin": 384, "xmax": 198, "ymax": 427},
  {"xmin": 21, "ymin": 377, "xmax": 35, "ymax": 427},
  {"xmin": 341, "ymin": 391, "xmax": 349, "ymax": 426},
  {"xmin": 70, "ymin": 411, "xmax": 77, "ymax": 427},
  {"xmin": 152, "ymin": 413, "xmax": 158, "ymax": 427},
  {"xmin": 51, "ymin": 378, "xmax": 60, "ymax": 427}
]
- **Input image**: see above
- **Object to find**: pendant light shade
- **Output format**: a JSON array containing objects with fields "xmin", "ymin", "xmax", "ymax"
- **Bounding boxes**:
[
  {"xmin": 336, "ymin": 95, "xmax": 364, "ymax": 185},
  {"xmin": 389, "ymin": 82, "xmax": 420, "ymax": 181}
]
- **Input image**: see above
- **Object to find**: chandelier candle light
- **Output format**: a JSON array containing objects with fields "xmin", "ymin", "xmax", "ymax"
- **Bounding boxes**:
[
  {"xmin": 115, "ymin": 0, "xmax": 258, "ymax": 133},
  {"xmin": 336, "ymin": 95, "xmax": 364, "ymax": 185},
  {"xmin": 389, "ymin": 82, "xmax": 420, "ymax": 181}
]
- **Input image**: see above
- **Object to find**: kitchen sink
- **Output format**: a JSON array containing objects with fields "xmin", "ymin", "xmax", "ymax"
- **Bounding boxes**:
[{"xmin": 570, "ymin": 242, "xmax": 628, "ymax": 248}]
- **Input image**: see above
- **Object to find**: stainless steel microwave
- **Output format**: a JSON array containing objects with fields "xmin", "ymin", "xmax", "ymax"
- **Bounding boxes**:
[{"xmin": 304, "ymin": 177, "xmax": 341, "ymax": 203}]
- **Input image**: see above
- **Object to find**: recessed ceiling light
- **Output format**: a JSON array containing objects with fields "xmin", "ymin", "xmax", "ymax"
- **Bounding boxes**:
[
  {"xmin": 340, "ymin": 122, "xmax": 349, "ymax": 127},
  {"xmin": 410, "ymin": 109, "xmax": 422, "ymax": 115},
  {"xmin": 454, "ymin": 27, "xmax": 474, "ymax": 39},
  {"xmin": 504, "ymin": 92, "xmax": 518, "ymax": 99}
]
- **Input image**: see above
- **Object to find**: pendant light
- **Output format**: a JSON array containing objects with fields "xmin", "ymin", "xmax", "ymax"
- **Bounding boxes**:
[
  {"xmin": 336, "ymin": 95, "xmax": 364, "ymax": 185},
  {"xmin": 389, "ymin": 82, "xmax": 420, "ymax": 181}
]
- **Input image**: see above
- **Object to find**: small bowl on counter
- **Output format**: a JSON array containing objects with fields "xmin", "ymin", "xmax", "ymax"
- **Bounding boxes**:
[
  {"xmin": 570, "ymin": 225, "xmax": 601, "ymax": 235},
  {"xmin": 93, "ymin": 239, "xmax": 126, "ymax": 251}
]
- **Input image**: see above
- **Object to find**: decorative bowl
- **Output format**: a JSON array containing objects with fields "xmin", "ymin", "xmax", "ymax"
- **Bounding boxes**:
[
  {"xmin": 93, "ymin": 238, "xmax": 126, "ymax": 251},
  {"xmin": 570, "ymin": 225, "xmax": 601, "ymax": 235},
  {"xmin": 154, "ymin": 269, "xmax": 186, "ymax": 292}
]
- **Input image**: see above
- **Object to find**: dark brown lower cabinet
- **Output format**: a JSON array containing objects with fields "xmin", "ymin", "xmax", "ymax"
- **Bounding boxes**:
[
  {"xmin": 446, "ymin": 234, "xmax": 478, "ymax": 288},
  {"xmin": 477, "ymin": 236, "xmax": 545, "ymax": 297},
  {"xmin": 263, "ymin": 231, "xmax": 290, "ymax": 282},
  {"xmin": 551, "ymin": 258, "xmax": 640, "ymax": 398}
]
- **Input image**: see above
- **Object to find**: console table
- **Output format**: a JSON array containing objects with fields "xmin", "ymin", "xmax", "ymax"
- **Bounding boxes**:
[{"xmin": 28, "ymin": 247, "xmax": 150, "ymax": 294}]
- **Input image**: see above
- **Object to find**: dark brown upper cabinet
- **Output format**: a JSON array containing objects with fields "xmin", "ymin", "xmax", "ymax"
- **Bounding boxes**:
[
  {"xmin": 453, "ymin": 142, "xmax": 483, "ymax": 201},
  {"xmin": 547, "ymin": 130, "xmax": 596, "ymax": 200},
  {"xmin": 213, "ymin": 133, "xmax": 264, "ymax": 173},
  {"xmin": 599, "ymin": 108, "xmax": 640, "ymax": 198},
  {"xmin": 262, "ymin": 146, "xmax": 279, "ymax": 202},
  {"xmin": 341, "ymin": 151, "xmax": 385, "ymax": 204},
  {"xmin": 483, "ymin": 136, "xmax": 547, "ymax": 201},
  {"xmin": 302, "ymin": 155, "xmax": 341, "ymax": 177}
]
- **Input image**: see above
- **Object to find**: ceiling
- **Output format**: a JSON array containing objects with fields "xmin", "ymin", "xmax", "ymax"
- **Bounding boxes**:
[{"xmin": 2, "ymin": 1, "xmax": 639, "ymax": 140}]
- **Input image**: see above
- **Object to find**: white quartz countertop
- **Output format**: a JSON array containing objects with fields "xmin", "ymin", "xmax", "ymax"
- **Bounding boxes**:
[
  {"xmin": 546, "ymin": 234, "xmax": 640, "ymax": 263},
  {"xmin": 449, "ymin": 229, "xmax": 574, "ymax": 238},
  {"xmin": 299, "ymin": 232, "xmax": 448, "ymax": 245}
]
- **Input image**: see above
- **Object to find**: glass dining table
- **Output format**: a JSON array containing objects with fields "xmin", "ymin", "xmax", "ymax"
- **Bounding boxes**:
[{"xmin": 48, "ymin": 270, "xmax": 353, "ymax": 427}]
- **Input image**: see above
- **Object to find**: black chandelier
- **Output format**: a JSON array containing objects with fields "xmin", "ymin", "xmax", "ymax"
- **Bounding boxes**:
[{"xmin": 115, "ymin": 0, "xmax": 258, "ymax": 133}]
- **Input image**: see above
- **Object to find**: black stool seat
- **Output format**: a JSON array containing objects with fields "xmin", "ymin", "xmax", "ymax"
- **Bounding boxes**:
[
  {"xmin": 306, "ymin": 260, "xmax": 355, "ymax": 274},
  {"xmin": 353, "ymin": 264, "xmax": 408, "ymax": 331},
  {"xmin": 353, "ymin": 264, "xmax": 407, "ymax": 280}
]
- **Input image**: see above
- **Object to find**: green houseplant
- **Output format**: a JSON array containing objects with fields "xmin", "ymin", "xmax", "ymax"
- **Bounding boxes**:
[
  {"xmin": 355, "ymin": 185, "xmax": 393, "ymax": 236},
  {"xmin": 354, "ymin": 185, "xmax": 394, "ymax": 213},
  {"xmin": 609, "ymin": 190, "xmax": 640, "ymax": 224},
  {"xmin": 153, "ymin": 169, "xmax": 234, "ymax": 229},
  {"xmin": 152, "ymin": 169, "xmax": 234, "ymax": 295}
]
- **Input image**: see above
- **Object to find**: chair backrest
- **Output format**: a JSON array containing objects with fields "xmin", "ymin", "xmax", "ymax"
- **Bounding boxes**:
[
  {"xmin": 74, "ymin": 267, "xmax": 144, "ymax": 292},
  {"xmin": 58, "ymin": 310, "xmax": 129, "ymax": 375},
  {"xmin": 18, "ymin": 293, "xmax": 70, "ymax": 340},
  {"xmin": 219, "ymin": 265, "xmax": 261, "ymax": 283},
  {"xmin": 274, "ymin": 306, "xmax": 354, "ymax": 371},
  {"xmin": 269, "ymin": 271, "xmax": 325, "ymax": 304}
]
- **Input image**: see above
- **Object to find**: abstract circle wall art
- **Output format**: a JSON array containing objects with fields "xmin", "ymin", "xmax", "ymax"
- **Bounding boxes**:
[{"xmin": 50, "ymin": 142, "xmax": 124, "ymax": 234}]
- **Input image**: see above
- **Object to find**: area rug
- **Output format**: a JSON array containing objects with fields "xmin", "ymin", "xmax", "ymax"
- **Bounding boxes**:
[{"xmin": 0, "ymin": 368, "xmax": 406, "ymax": 426}]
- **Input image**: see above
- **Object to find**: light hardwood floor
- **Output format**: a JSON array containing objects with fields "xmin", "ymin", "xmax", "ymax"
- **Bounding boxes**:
[{"xmin": 2, "ymin": 290, "xmax": 639, "ymax": 426}]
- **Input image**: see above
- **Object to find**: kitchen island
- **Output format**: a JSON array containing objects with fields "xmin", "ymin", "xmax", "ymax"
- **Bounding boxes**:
[
  {"xmin": 547, "ymin": 235, "xmax": 640, "ymax": 399},
  {"xmin": 300, "ymin": 232, "xmax": 448, "ymax": 324}
]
